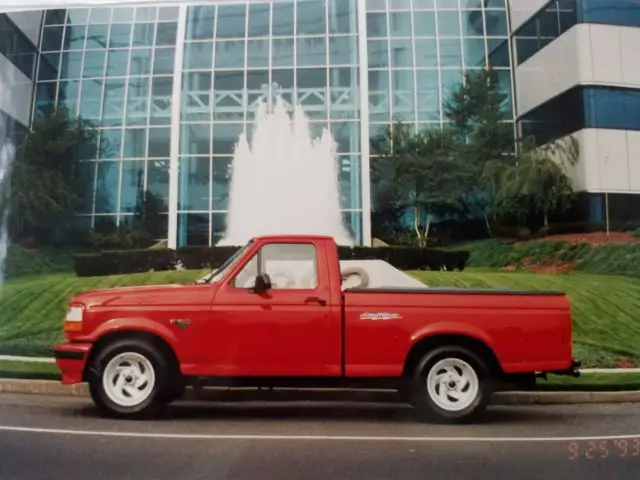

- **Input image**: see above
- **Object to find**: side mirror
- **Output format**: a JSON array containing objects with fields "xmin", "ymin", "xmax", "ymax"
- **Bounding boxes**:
[{"xmin": 251, "ymin": 273, "xmax": 272, "ymax": 294}]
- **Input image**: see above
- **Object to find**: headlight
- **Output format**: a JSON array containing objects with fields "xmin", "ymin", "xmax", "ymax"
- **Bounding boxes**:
[
  {"xmin": 65, "ymin": 306, "xmax": 83, "ymax": 322},
  {"xmin": 64, "ymin": 306, "xmax": 84, "ymax": 332}
]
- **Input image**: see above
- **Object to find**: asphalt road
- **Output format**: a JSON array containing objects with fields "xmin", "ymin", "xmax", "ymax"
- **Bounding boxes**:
[{"xmin": 0, "ymin": 393, "xmax": 639, "ymax": 480}]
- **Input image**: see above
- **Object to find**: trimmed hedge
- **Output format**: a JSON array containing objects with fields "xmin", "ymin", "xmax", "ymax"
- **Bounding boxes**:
[{"xmin": 73, "ymin": 245, "xmax": 470, "ymax": 277}]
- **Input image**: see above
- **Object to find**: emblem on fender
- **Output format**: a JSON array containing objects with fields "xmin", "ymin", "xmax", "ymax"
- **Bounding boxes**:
[
  {"xmin": 360, "ymin": 312, "xmax": 402, "ymax": 321},
  {"xmin": 170, "ymin": 319, "xmax": 191, "ymax": 330}
]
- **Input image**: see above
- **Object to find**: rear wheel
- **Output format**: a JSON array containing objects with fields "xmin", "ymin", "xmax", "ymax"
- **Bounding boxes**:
[
  {"xmin": 410, "ymin": 346, "xmax": 494, "ymax": 424},
  {"xmin": 87, "ymin": 339, "xmax": 174, "ymax": 419}
]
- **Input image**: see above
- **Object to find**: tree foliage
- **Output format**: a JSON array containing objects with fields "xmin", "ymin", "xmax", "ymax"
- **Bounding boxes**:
[
  {"xmin": 371, "ymin": 122, "xmax": 470, "ymax": 246},
  {"xmin": 443, "ymin": 68, "xmax": 515, "ymax": 233},
  {"xmin": 370, "ymin": 67, "xmax": 581, "ymax": 243},
  {"xmin": 496, "ymin": 135, "xmax": 580, "ymax": 228},
  {"xmin": 8, "ymin": 107, "xmax": 99, "ymax": 243}
]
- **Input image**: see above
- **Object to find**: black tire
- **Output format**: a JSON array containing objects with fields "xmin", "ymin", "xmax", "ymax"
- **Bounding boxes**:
[
  {"xmin": 86, "ymin": 338, "xmax": 174, "ymax": 419},
  {"xmin": 409, "ymin": 345, "xmax": 494, "ymax": 424}
]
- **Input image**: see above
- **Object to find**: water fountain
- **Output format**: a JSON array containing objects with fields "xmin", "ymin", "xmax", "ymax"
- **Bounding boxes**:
[
  {"xmin": 0, "ymin": 82, "xmax": 14, "ymax": 287},
  {"xmin": 217, "ymin": 83, "xmax": 354, "ymax": 247}
]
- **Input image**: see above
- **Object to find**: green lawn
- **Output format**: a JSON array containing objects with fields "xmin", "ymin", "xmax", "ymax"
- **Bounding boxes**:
[{"xmin": 1, "ymin": 268, "xmax": 640, "ymax": 369}]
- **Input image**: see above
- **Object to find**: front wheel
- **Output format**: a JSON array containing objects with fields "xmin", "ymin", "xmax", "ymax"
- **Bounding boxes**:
[
  {"xmin": 86, "ymin": 339, "xmax": 172, "ymax": 419},
  {"xmin": 410, "ymin": 346, "xmax": 494, "ymax": 424}
]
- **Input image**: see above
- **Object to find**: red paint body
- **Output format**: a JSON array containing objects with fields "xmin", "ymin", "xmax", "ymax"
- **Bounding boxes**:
[{"xmin": 54, "ymin": 235, "xmax": 575, "ymax": 385}]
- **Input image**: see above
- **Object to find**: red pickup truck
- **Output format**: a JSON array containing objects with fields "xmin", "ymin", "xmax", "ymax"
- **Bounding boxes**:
[{"xmin": 54, "ymin": 234, "xmax": 580, "ymax": 423}]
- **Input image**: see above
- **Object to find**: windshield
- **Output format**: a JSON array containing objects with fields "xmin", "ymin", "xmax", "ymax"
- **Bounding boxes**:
[{"xmin": 197, "ymin": 240, "xmax": 254, "ymax": 284}]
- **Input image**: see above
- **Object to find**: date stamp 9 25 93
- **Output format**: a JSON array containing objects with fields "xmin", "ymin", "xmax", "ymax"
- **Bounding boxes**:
[{"xmin": 568, "ymin": 438, "xmax": 640, "ymax": 461}]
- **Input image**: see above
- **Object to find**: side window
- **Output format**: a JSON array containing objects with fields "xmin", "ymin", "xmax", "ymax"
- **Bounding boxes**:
[{"xmin": 232, "ymin": 243, "xmax": 318, "ymax": 290}]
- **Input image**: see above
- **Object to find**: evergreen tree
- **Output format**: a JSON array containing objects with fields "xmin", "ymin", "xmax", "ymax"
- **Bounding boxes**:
[
  {"xmin": 9, "ymin": 107, "xmax": 100, "ymax": 243},
  {"xmin": 443, "ymin": 68, "xmax": 514, "ymax": 235}
]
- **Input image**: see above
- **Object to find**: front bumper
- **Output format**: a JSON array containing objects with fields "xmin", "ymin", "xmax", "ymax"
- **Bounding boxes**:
[{"xmin": 53, "ymin": 342, "xmax": 92, "ymax": 384}]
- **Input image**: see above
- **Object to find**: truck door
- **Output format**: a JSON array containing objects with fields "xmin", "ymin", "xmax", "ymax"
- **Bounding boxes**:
[{"xmin": 208, "ymin": 240, "xmax": 342, "ymax": 376}]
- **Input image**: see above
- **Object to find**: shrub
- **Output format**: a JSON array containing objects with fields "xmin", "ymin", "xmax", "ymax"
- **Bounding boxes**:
[
  {"xmin": 73, "ymin": 245, "xmax": 471, "ymax": 277},
  {"xmin": 633, "ymin": 228, "xmax": 640, "ymax": 239},
  {"xmin": 73, "ymin": 249, "xmax": 176, "ymax": 277}
]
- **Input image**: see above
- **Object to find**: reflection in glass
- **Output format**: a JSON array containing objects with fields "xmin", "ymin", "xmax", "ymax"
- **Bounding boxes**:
[
  {"xmin": 367, "ymin": 12, "xmax": 387, "ymax": 37},
  {"xmin": 391, "ymin": 69, "xmax": 415, "ymax": 121},
  {"xmin": 109, "ymin": 24, "xmax": 131, "ymax": 48},
  {"xmin": 178, "ymin": 213, "xmax": 209, "ymax": 246},
  {"xmin": 129, "ymin": 48, "xmax": 152, "ymax": 76},
  {"xmin": 215, "ymin": 40, "xmax": 246, "ymax": 69},
  {"xmin": 297, "ymin": 37, "xmax": 327, "ymax": 67},
  {"xmin": 415, "ymin": 38, "xmax": 438, "ymax": 68},
  {"xmin": 389, "ymin": 12, "xmax": 411, "ymax": 37},
  {"xmin": 329, "ymin": 36, "xmax": 358, "ymax": 65},
  {"xmin": 106, "ymin": 49, "xmax": 129, "ymax": 77},
  {"xmin": 83, "ymin": 49, "xmax": 106, "ymax": 77},
  {"xmin": 79, "ymin": 79, "xmax": 103, "ymax": 120},
  {"xmin": 272, "ymin": 2, "xmax": 295, "ymax": 36},
  {"xmin": 212, "ymin": 157, "xmax": 231, "ymax": 211},
  {"xmin": 413, "ymin": 11, "xmax": 436, "ymax": 36},
  {"xmin": 120, "ymin": 160, "xmax": 145, "ymax": 212},
  {"xmin": 248, "ymin": 3, "xmax": 270, "ymax": 37},
  {"xmin": 148, "ymin": 159, "xmax": 170, "ymax": 205},
  {"xmin": 416, "ymin": 69, "xmax": 440, "ymax": 121},
  {"xmin": 122, "ymin": 128, "xmax": 147, "ymax": 158},
  {"xmin": 216, "ymin": 4, "xmax": 247, "ymax": 39},
  {"xmin": 102, "ymin": 78, "xmax": 126, "ymax": 126},
  {"xmin": 272, "ymin": 38, "xmax": 294, "ymax": 67},
  {"xmin": 390, "ymin": 39, "xmax": 413, "ymax": 68},
  {"xmin": 85, "ymin": 24, "xmax": 108, "ymax": 49},
  {"xmin": 179, "ymin": 157, "xmax": 210, "ymax": 211},
  {"xmin": 150, "ymin": 77, "xmax": 173, "ymax": 125},
  {"xmin": 95, "ymin": 161, "xmax": 119, "ymax": 214},
  {"xmin": 184, "ymin": 41, "xmax": 213, "ymax": 70},
  {"xmin": 297, "ymin": 0, "xmax": 327, "ymax": 35},
  {"xmin": 126, "ymin": 76, "xmax": 149, "ymax": 125},
  {"xmin": 99, "ymin": 129, "xmax": 122, "ymax": 159},
  {"xmin": 439, "ymin": 38, "xmax": 462, "ymax": 67},
  {"xmin": 437, "ymin": 10, "xmax": 461, "ymax": 37},
  {"xmin": 148, "ymin": 127, "xmax": 171, "ymax": 157},
  {"xmin": 186, "ymin": 5, "xmax": 215, "ymax": 40},
  {"xmin": 247, "ymin": 39, "xmax": 269, "ymax": 68},
  {"xmin": 153, "ymin": 47, "xmax": 175, "ymax": 75}
]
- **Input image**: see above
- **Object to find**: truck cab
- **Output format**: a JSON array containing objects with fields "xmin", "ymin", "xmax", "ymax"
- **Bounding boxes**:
[{"xmin": 54, "ymin": 234, "xmax": 580, "ymax": 424}]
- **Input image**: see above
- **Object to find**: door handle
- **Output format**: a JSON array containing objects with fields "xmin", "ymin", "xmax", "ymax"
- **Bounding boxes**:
[{"xmin": 304, "ymin": 296, "xmax": 327, "ymax": 306}]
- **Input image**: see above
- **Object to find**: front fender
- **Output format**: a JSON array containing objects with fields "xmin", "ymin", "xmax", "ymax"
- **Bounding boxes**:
[{"xmin": 86, "ymin": 317, "xmax": 179, "ymax": 349}]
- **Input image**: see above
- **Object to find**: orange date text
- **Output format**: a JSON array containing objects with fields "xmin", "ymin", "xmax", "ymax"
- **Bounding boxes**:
[{"xmin": 567, "ymin": 438, "xmax": 640, "ymax": 461}]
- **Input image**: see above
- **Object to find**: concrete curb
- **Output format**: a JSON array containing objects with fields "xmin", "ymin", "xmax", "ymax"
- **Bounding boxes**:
[{"xmin": 1, "ymin": 379, "xmax": 640, "ymax": 405}]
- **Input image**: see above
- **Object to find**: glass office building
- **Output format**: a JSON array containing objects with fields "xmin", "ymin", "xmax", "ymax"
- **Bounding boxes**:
[{"xmin": 30, "ymin": 0, "xmax": 515, "ymax": 247}]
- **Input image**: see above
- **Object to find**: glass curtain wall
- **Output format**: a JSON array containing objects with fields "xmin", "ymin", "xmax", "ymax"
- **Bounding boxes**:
[
  {"xmin": 178, "ymin": 0, "xmax": 362, "ymax": 247},
  {"xmin": 366, "ymin": 0, "xmax": 513, "ymax": 140},
  {"xmin": 34, "ymin": 5, "xmax": 179, "ymax": 237}
]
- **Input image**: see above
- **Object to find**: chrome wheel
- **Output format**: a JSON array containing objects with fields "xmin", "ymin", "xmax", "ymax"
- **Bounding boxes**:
[
  {"xmin": 426, "ymin": 357, "xmax": 479, "ymax": 412},
  {"xmin": 102, "ymin": 352, "xmax": 156, "ymax": 408}
]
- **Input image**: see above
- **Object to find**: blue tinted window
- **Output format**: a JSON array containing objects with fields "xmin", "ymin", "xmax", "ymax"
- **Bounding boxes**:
[
  {"xmin": 0, "ymin": 15, "xmax": 38, "ymax": 78},
  {"xmin": 583, "ymin": 87, "xmax": 640, "ymax": 131},
  {"xmin": 519, "ymin": 86, "xmax": 640, "ymax": 146},
  {"xmin": 186, "ymin": 6, "xmax": 215, "ymax": 40},
  {"xmin": 579, "ymin": 0, "xmax": 640, "ymax": 27},
  {"xmin": 513, "ymin": 0, "xmax": 640, "ymax": 65},
  {"xmin": 297, "ymin": 0, "xmax": 327, "ymax": 36},
  {"xmin": 216, "ymin": 4, "xmax": 247, "ymax": 38},
  {"xmin": 247, "ymin": 3, "xmax": 270, "ymax": 37}
]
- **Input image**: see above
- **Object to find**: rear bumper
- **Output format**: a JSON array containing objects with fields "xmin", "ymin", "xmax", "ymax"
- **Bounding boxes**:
[
  {"xmin": 53, "ymin": 342, "xmax": 92, "ymax": 385},
  {"xmin": 548, "ymin": 359, "xmax": 582, "ymax": 378}
]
